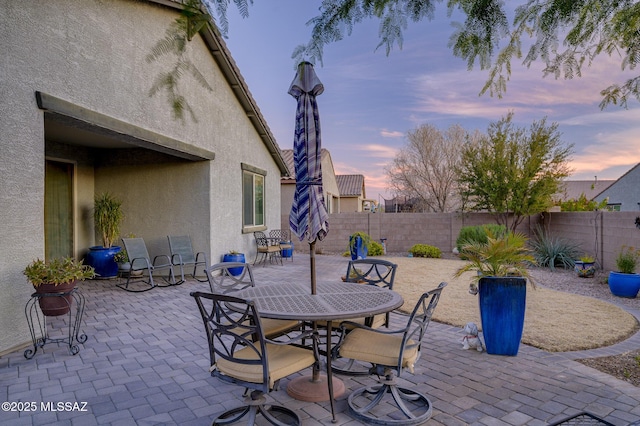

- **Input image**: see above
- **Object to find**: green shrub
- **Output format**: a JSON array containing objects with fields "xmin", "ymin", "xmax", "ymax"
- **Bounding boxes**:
[
  {"xmin": 456, "ymin": 224, "xmax": 507, "ymax": 253},
  {"xmin": 530, "ymin": 226, "xmax": 581, "ymax": 270},
  {"xmin": 409, "ymin": 244, "xmax": 442, "ymax": 258},
  {"xmin": 368, "ymin": 241, "xmax": 384, "ymax": 256},
  {"xmin": 615, "ymin": 246, "xmax": 640, "ymax": 274},
  {"xmin": 342, "ymin": 240, "xmax": 384, "ymax": 257}
]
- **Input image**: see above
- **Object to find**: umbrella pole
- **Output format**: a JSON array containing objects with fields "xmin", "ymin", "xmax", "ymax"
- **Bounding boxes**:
[{"xmin": 310, "ymin": 240, "xmax": 317, "ymax": 295}]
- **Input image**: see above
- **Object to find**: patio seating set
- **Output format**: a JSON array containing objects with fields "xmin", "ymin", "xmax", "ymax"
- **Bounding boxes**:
[
  {"xmin": 252, "ymin": 229, "xmax": 293, "ymax": 266},
  {"xmin": 192, "ymin": 257, "xmax": 447, "ymax": 425}
]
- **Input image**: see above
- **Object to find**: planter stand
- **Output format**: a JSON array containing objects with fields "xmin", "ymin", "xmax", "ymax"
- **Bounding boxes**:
[{"xmin": 24, "ymin": 288, "xmax": 87, "ymax": 359}]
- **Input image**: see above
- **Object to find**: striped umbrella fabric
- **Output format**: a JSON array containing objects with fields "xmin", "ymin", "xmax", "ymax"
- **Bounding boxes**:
[{"xmin": 288, "ymin": 62, "xmax": 329, "ymax": 243}]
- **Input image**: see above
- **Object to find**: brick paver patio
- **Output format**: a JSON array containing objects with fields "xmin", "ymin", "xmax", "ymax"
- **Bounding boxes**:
[{"xmin": 2, "ymin": 254, "xmax": 640, "ymax": 425}]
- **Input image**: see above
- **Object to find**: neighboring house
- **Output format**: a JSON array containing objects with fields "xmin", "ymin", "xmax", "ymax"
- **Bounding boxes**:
[
  {"xmin": 554, "ymin": 179, "xmax": 615, "ymax": 203},
  {"xmin": 280, "ymin": 148, "xmax": 340, "ymax": 217},
  {"xmin": 336, "ymin": 174, "xmax": 372, "ymax": 212},
  {"xmin": 594, "ymin": 163, "xmax": 640, "ymax": 211},
  {"xmin": 0, "ymin": 0, "xmax": 288, "ymax": 354}
]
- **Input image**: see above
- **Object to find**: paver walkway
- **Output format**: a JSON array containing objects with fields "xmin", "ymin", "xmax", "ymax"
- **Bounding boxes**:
[{"xmin": 1, "ymin": 254, "xmax": 640, "ymax": 425}]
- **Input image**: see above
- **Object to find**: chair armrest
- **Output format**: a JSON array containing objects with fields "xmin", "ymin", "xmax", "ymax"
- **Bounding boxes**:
[
  {"xmin": 130, "ymin": 257, "xmax": 151, "ymax": 270},
  {"xmin": 195, "ymin": 252, "xmax": 208, "ymax": 264},
  {"xmin": 152, "ymin": 254, "xmax": 172, "ymax": 267},
  {"xmin": 171, "ymin": 253, "xmax": 183, "ymax": 265}
]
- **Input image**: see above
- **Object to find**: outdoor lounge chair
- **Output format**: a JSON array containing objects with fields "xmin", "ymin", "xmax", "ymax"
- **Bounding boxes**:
[
  {"xmin": 117, "ymin": 237, "xmax": 180, "ymax": 292},
  {"xmin": 167, "ymin": 235, "xmax": 208, "ymax": 282},
  {"xmin": 253, "ymin": 231, "xmax": 282, "ymax": 266},
  {"xmin": 190, "ymin": 291, "xmax": 318, "ymax": 425},
  {"xmin": 333, "ymin": 282, "xmax": 447, "ymax": 425},
  {"xmin": 204, "ymin": 262, "xmax": 301, "ymax": 339}
]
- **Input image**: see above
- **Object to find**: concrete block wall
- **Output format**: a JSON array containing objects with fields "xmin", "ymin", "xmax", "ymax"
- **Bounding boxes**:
[
  {"xmin": 281, "ymin": 210, "xmax": 640, "ymax": 271},
  {"xmin": 282, "ymin": 212, "xmax": 540, "ymax": 255}
]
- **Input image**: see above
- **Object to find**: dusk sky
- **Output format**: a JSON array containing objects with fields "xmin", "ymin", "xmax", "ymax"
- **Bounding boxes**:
[{"xmin": 222, "ymin": 1, "xmax": 640, "ymax": 203}]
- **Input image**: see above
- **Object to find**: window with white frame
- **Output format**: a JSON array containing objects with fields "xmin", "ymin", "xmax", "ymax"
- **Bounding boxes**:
[{"xmin": 242, "ymin": 164, "xmax": 265, "ymax": 229}]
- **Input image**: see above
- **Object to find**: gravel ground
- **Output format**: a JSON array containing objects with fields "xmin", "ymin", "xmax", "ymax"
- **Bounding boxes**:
[{"xmin": 521, "ymin": 266, "xmax": 640, "ymax": 387}]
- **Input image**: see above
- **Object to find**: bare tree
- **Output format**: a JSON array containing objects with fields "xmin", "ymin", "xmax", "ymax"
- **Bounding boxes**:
[{"xmin": 385, "ymin": 124, "xmax": 473, "ymax": 212}]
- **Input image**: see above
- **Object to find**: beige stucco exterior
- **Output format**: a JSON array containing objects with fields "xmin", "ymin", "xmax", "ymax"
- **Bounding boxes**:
[{"xmin": 0, "ymin": 0, "xmax": 287, "ymax": 354}]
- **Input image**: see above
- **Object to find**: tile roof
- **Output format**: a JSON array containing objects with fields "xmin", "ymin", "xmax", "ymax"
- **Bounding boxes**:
[
  {"xmin": 280, "ymin": 148, "xmax": 330, "ymax": 182},
  {"xmin": 336, "ymin": 174, "xmax": 364, "ymax": 197}
]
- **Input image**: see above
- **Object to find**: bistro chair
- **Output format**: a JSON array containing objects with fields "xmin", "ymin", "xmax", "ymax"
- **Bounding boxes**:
[
  {"xmin": 204, "ymin": 262, "xmax": 301, "ymax": 339},
  {"xmin": 167, "ymin": 235, "xmax": 209, "ymax": 282},
  {"xmin": 269, "ymin": 229, "xmax": 293, "ymax": 262},
  {"xmin": 117, "ymin": 237, "xmax": 179, "ymax": 292},
  {"xmin": 253, "ymin": 231, "xmax": 282, "ymax": 266},
  {"xmin": 333, "ymin": 282, "xmax": 447, "ymax": 425},
  {"xmin": 190, "ymin": 291, "xmax": 318, "ymax": 426},
  {"xmin": 328, "ymin": 259, "xmax": 398, "ymax": 375}
]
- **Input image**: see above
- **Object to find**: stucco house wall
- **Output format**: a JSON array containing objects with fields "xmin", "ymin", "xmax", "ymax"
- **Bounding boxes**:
[
  {"xmin": 594, "ymin": 163, "xmax": 640, "ymax": 211},
  {"xmin": 0, "ymin": 0, "xmax": 286, "ymax": 354}
]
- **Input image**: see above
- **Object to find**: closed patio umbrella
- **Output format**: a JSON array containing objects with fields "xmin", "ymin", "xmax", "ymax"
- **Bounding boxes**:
[
  {"xmin": 286, "ymin": 62, "xmax": 343, "ymax": 414},
  {"xmin": 288, "ymin": 61, "xmax": 329, "ymax": 296}
]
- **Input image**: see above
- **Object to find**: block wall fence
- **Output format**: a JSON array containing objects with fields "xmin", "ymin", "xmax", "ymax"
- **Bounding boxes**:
[{"xmin": 282, "ymin": 211, "xmax": 640, "ymax": 271}]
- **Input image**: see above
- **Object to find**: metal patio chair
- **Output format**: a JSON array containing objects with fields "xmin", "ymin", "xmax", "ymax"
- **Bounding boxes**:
[
  {"xmin": 204, "ymin": 262, "xmax": 301, "ymax": 339},
  {"xmin": 190, "ymin": 291, "xmax": 318, "ymax": 426},
  {"xmin": 117, "ymin": 237, "xmax": 180, "ymax": 292},
  {"xmin": 253, "ymin": 231, "xmax": 282, "ymax": 266},
  {"xmin": 269, "ymin": 229, "xmax": 293, "ymax": 262},
  {"xmin": 167, "ymin": 235, "xmax": 208, "ymax": 282},
  {"xmin": 333, "ymin": 282, "xmax": 447, "ymax": 425}
]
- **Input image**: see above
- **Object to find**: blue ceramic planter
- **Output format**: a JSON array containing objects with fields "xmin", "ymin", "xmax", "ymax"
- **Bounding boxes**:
[
  {"xmin": 349, "ymin": 236, "xmax": 368, "ymax": 260},
  {"xmin": 223, "ymin": 253, "xmax": 245, "ymax": 276},
  {"xmin": 478, "ymin": 277, "xmax": 527, "ymax": 356},
  {"xmin": 85, "ymin": 246, "xmax": 121, "ymax": 279},
  {"xmin": 281, "ymin": 241, "xmax": 293, "ymax": 258},
  {"xmin": 608, "ymin": 271, "xmax": 640, "ymax": 298}
]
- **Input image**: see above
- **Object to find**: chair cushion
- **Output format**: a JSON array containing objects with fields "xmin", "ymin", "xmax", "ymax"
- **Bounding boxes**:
[
  {"xmin": 215, "ymin": 343, "xmax": 315, "ymax": 388},
  {"xmin": 339, "ymin": 328, "xmax": 419, "ymax": 373},
  {"xmin": 317, "ymin": 314, "xmax": 385, "ymax": 330},
  {"xmin": 262, "ymin": 319, "xmax": 300, "ymax": 337}
]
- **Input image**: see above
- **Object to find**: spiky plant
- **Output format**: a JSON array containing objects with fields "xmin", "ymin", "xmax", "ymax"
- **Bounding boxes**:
[
  {"xmin": 454, "ymin": 228, "xmax": 536, "ymax": 285},
  {"xmin": 93, "ymin": 192, "xmax": 124, "ymax": 248}
]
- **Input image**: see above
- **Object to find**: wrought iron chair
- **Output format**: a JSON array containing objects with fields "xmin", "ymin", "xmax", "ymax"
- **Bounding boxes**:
[
  {"xmin": 167, "ymin": 235, "xmax": 208, "ymax": 282},
  {"xmin": 333, "ymin": 282, "xmax": 447, "ymax": 425},
  {"xmin": 117, "ymin": 237, "xmax": 179, "ymax": 292},
  {"xmin": 327, "ymin": 259, "xmax": 398, "ymax": 375},
  {"xmin": 191, "ymin": 291, "xmax": 318, "ymax": 426},
  {"xmin": 204, "ymin": 262, "xmax": 301, "ymax": 339},
  {"xmin": 253, "ymin": 231, "xmax": 282, "ymax": 266},
  {"xmin": 269, "ymin": 229, "xmax": 293, "ymax": 262}
]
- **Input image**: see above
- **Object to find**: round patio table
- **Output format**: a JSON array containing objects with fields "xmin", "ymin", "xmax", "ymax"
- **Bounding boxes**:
[{"xmin": 232, "ymin": 281, "xmax": 404, "ymax": 423}]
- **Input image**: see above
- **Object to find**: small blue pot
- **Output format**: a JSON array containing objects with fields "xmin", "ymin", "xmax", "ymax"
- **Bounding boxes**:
[{"xmin": 223, "ymin": 253, "xmax": 245, "ymax": 276}]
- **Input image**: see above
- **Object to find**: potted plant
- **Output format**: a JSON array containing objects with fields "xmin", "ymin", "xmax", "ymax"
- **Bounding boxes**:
[
  {"xmin": 608, "ymin": 246, "xmax": 640, "ymax": 298},
  {"xmin": 24, "ymin": 258, "xmax": 95, "ymax": 316},
  {"xmin": 574, "ymin": 254, "xmax": 596, "ymax": 278},
  {"xmin": 348, "ymin": 231, "xmax": 372, "ymax": 260},
  {"xmin": 222, "ymin": 250, "xmax": 245, "ymax": 276},
  {"xmin": 454, "ymin": 228, "xmax": 536, "ymax": 356},
  {"xmin": 85, "ymin": 192, "xmax": 124, "ymax": 279}
]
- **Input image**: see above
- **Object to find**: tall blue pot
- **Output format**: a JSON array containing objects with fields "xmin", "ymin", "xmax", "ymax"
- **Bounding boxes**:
[
  {"xmin": 349, "ymin": 236, "xmax": 368, "ymax": 260},
  {"xmin": 85, "ymin": 246, "xmax": 121, "ymax": 279},
  {"xmin": 478, "ymin": 276, "xmax": 527, "ymax": 356},
  {"xmin": 223, "ymin": 253, "xmax": 246, "ymax": 276}
]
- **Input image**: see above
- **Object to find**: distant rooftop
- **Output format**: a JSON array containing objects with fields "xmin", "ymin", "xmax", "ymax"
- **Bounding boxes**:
[
  {"xmin": 336, "ymin": 174, "xmax": 365, "ymax": 197},
  {"xmin": 556, "ymin": 179, "xmax": 615, "ymax": 201}
]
